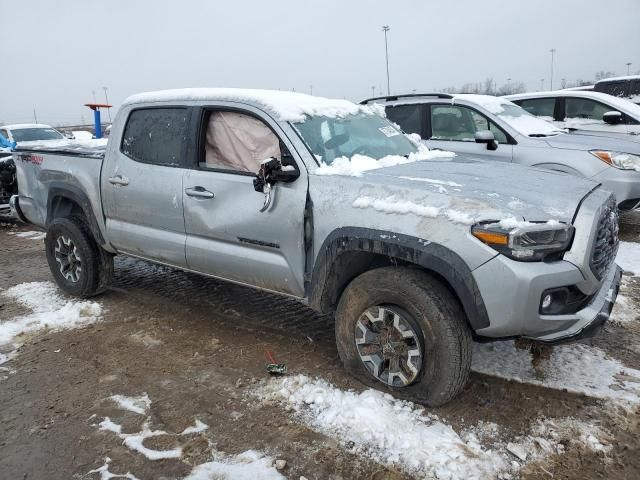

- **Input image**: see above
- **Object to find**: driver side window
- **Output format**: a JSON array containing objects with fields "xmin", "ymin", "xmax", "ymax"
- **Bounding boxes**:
[
  {"xmin": 430, "ymin": 105, "xmax": 507, "ymax": 143},
  {"xmin": 200, "ymin": 110, "xmax": 282, "ymax": 174}
]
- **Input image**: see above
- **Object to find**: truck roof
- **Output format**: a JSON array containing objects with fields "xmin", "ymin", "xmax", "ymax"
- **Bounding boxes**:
[{"xmin": 123, "ymin": 88, "xmax": 379, "ymax": 123}]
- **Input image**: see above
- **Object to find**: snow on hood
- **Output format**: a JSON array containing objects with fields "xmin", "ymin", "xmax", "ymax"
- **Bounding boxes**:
[
  {"xmin": 452, "ymin": 94, "xmax": 564, "ymax": 137},
  {"xmin": 543, "ymin": 130, "xmax": 640, "ymax": 154},
  {"xmin": 124, "ymin": 88, "xmax": 383, "ymax": 123},
  {"xmin": 338, "ymin": 157, "xmax": 598, "ymax": 224}
]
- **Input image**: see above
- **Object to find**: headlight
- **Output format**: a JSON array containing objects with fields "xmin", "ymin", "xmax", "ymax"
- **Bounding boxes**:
[
  {"xmin": 471, "ymin": 221, "xmax": 574, "ymax": 262},
  {"xmin": 590, "ymin": 150, "xmax": 640, "ymax": 171}
]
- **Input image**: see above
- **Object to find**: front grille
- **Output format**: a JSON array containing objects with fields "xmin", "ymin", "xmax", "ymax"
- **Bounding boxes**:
[{"xmin": 590, "ymin": 198, "xmax": 619, "ymax": 280}]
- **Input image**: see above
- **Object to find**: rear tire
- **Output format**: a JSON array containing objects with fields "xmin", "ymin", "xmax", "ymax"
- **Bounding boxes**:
[
  {"xmin": 45, "ymin": 216, "xmax": 112, "ymax": 298},
  {"xmin": 335, "ymin": 267, "xmax": 472, "ymax": 407}
]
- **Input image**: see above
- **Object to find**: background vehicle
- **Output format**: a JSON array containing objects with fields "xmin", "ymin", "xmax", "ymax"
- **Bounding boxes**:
[
  {"xmin": 594, "ymin": 75, "xmax": 640, "ymax": 105},
  {"xmin": 0, "ymin": 123, "xmax": 66, "ymax": 144},
  {"xmin": 0, "ymin": 154, "xmax": 17, "ymax": 221},
  {"xmin": 506, "ymin": 90, "xmax": 640, "ymax": 136},
  {"xmin": 370, "ymin": 93, "xmax": 640, "ymax": 211},
  {"xmin": 11, "ymin": 89, "xmax": 621, "ymax": 406}
]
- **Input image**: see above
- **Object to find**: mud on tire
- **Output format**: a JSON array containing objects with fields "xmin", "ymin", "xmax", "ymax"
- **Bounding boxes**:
[
  {"xmin": 45, "ymin": 216, "xmax": 113, "ymax": 298},
  {"xmin": 335, "ymin": 267, "xmax": 472, "ymax": 407}
]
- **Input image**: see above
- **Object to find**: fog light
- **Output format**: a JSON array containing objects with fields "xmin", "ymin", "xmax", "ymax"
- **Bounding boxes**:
[{"xmin": 541, "ymin": 294, "xmax": 553, "ymax": 310}]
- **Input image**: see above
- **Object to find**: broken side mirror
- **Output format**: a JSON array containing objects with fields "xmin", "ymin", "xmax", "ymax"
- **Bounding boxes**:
[
  {"xmin": 253, "ymin": 157, "xmax": 300, "ymax": 212},
  {"xmin": 603, "ymin": 111, "xmax": 623, "ymax": 125},
  {"xmin": 475, "ymin": 130, "xmax": 498, "ymax": 151}
]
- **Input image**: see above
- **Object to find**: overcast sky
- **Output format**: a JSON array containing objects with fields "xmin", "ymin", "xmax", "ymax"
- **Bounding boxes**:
[{"xmin": 3, "ymin": 0, "xmax": 639, "ymax": 125}]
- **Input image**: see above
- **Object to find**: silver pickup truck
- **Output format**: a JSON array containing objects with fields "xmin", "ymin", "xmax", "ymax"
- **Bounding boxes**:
[{"xmin": 11, "ymin": 88, "xmax": 622, "ymax": 406}]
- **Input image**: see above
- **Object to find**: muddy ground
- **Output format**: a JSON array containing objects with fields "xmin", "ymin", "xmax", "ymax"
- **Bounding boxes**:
[{"xmin": 1, "ymin": 221, "xmax": 639, "ymax": 480}]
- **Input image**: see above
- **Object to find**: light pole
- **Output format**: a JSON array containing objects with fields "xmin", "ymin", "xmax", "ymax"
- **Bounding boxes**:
[
  {"xmin": 102, "ymin": 86, "xmax": 112, "ymax": 122},
  {"xmin": 627, "ymin": 62, "xmax": 632, "ymax": 75},
  {"xmin": 382, "ymin": 25, "xmax": 391, "ymax": 96},
  {"xmin": 371, "ymin": 85, "xmax": 376, "ymax": 97},
  {"xmin": 549, "ymin": 49, "xmax": 556, "ymax": 90},
  {"xmin": 540, "ymin": 78, "xmax": 544, "ymax": 91}
]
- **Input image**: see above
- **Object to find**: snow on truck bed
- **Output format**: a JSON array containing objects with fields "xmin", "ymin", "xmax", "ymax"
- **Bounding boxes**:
[
  {"xmin": 15, "ymin": 138, "xmax": 108, "ymax": 158},
  {"xmin": 124, "ymin": 88, "xmax": 383, "ymax": 122}
]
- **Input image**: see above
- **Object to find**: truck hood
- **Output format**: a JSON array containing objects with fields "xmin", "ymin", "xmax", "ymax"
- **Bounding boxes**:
[
  {"xmin": 543, "ymin": 132, "xmax": 640, "ymax": 153},
  {"xmin": 345, "ymin": 156, "xmax": 599, "ymax": 223}
]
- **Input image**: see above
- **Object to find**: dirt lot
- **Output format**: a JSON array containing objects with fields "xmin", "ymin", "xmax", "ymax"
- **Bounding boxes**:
[{"xmin": 1, "ymin": 222, "xmax": 639, "ymax": 480}]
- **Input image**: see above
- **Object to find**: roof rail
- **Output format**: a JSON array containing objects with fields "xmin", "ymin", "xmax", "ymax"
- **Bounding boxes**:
[{"xmin": 360, "ymin": 93, "xmax": 453, "ymax": 104}]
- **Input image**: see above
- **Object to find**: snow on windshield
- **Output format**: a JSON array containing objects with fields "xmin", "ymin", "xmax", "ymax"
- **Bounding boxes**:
[
  {"xmin": 453, "ymin": 94, "xmax": 563, "ymax": 137},
  {"xmin": 315, "ymin": 149, "xmax": 455, "ymax": 177},
  {"xmin": 124, "ymin": 88, "xmax": 383, "ymax": 123}
]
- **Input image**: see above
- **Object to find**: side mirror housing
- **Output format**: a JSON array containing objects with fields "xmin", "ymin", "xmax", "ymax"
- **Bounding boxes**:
[
  {"xmin": 253, "ymin": 157, "xmax": 299, "ymax": 193},
  {"xmin": 475, "ymin": 130, "xmax": 498, "ymax": 151},
  {"xmin": 603, "ymin": 111, "xmax": 623, "ymax": 125}
]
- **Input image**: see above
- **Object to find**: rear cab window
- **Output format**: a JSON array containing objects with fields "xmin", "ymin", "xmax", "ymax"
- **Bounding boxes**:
[{"xmin": 121, "ymin": 108, "xmax": 189, "ymax": 166}]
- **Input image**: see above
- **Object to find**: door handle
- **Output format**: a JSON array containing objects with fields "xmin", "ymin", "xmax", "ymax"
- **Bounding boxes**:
[
  {"xmin": 108, "ymin": 175, "xmax": 129, "ymax": 186},
  {"xmin": 185, "ymin": 186, "xmax": 215, "ymax": 199}
]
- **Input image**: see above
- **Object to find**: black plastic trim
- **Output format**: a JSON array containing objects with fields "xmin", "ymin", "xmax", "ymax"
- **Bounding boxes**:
[
  {"xmin": 46, "ymin": 184, "xmax": 105, "ymax": 244},
  {"xmin": 308, "ymin": 227, "xmax": 491, "ymax": 330}
]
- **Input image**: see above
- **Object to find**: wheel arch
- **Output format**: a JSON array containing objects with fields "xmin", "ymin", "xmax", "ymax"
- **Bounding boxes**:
[
  {"xmin": 308, "ymin": 227, "xmax": 490, "ymax": 330},
  {"xmin": 46, "ymin": 184, "xmax": 105, "ymax": 245}
]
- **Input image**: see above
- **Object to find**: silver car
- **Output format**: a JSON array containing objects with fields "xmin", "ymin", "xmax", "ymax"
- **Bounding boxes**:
[{"xmin": 368, "ymin": 93, "xmax": 640, "ymax": 211}]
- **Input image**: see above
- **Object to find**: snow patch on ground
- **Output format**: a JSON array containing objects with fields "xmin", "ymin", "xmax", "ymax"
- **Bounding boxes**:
[
  {"xmin": 0, "ymin": 282, "xmax": 102, "ymax": 353},
  {"xmin": 617, "ymin": 241, "xmax": 640, "ymax": 275},
  {"xmin": 109, "ymin": 393, "xmax": 151, "ymax": 415},
  {"xmin": 180, "ymin": 419, "xmax": 209, "ymax": 435},
  {"xmin": 472, "ymin": 341, "xmax": 640, "ymax": 404},
  {"xmin": 100, "ymin": 417, "xmax": 183, "ymax": 460},
  {"xmin": 183, "ymin": 450, "xmax": 285, "ymax": 480},
  {"xmin": 314, "ymin": 149, "xmax": 455, "ymax": 177},
  {"xmin": 9, "ymin": 230, "xmax": 45, "ymax": 240},
  {"xmin": 257, "ymin": 374, "xmax": 509, "ymax": 479},
  {"xmin": 87, "ymin": 457, "xmax": 140, "ymax": 480}
]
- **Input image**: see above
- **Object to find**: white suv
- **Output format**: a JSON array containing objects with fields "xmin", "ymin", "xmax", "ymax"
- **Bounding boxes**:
[{"xmin": 505, "ymin": 91, "xmax": 640, "ymax": 136}]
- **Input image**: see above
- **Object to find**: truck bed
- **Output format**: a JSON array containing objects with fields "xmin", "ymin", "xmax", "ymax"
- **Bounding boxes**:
[{"xmin": 14, "ymin": 140, "xmax": 107, "ymax": 159}]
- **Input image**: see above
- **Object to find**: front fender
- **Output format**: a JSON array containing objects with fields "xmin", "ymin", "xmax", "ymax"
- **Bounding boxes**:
[{"xmin": 309, "ymin": 227, "xmax": 490, "ymax": 330}]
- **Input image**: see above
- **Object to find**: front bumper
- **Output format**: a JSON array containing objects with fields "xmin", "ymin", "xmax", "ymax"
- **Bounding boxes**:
[
  {"xmin": 473, "ymin": 256, "xmax": 622, "ymax": 343},
  {"xmin": 591, "ymin": 167, "xmax": 640, "ymax": 210}
]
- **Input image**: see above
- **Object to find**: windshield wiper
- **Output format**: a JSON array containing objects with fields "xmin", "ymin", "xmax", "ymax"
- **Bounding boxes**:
[{"xmin": 528, "ymin": 133, "xmax": 549, "ymax": 137}]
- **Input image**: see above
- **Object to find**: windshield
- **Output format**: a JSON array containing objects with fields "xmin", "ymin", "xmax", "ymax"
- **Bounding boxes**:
[
  {"xmin": 293, "ymin": 113, "xmax": 417, "ymax": 165},
  {"xmin": 491, "ymin": 103, "xmax": 563, "ymax": 137},
  {"xmin": 12, "ymin": 127, "xmax": 64, "ymax": 142}
]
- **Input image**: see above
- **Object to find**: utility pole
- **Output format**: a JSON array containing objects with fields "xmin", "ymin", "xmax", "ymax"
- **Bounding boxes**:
[
  {"xmin": 627, "ymin": 62, "xmax": 632, "ymax": 75},
  {"xmin": 33, "ymin": 108, "xmax": 38, "ymax": 123},
  {"xmin": 549, "ymin": 49, "xmax": 556, "ymax": 90},
  {"xmin": 371, "ymin": 85, "xmax": 375, "ymax": 97},
  {"xmin": 103, "ymin": 86, "xmax": 112, "ymax": 122},
  {"xmin": 382, "ymin": 25, "xmax": 391, "ymax": 95}
]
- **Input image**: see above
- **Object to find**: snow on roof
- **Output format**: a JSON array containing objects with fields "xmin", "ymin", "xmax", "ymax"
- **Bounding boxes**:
[
  {"xmin": 451, "ymin": 94, "xmax": 513, "ymax": 114},
  {"xmin": 2, "ymin": 123, "xmax": 56, "ymax": 130},
  {"xmin": 505, "ymin": 91, "xmax": 640, "ymax": 117},
  {"xmin": 123, "ymin": 88, "xmax": 380, "ymax": 122},
  {"xmin": 596, "ymin": 74, "xmax": 640, "ymax": 83}
]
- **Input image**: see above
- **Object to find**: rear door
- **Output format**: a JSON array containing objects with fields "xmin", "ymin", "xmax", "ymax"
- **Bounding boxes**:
[
  {"xmin": 424, "ymin": 104, "xmax": 514, "ymax": 161},
  {"xmin": 182, "ymin": 105, "xmax": 308, "ymax": 297},
  {"xmin": 101, "ymin": 106, "xmax": 190, "ymax": 266}
]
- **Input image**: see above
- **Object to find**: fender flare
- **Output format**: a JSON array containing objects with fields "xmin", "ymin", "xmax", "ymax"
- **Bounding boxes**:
[
  {"xmin": 309, "ymin": 227, "xmax": 490, "ymax": 330},
  {"xmin": 46, "ymin": 183, "xmax": 105, "ymax": 245}
]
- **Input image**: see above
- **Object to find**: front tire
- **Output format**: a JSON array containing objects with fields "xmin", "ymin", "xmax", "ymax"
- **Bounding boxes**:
[
  {"xmin": 335, "ymin": 267, "xmax": 472, "ymax": 407},
  {"xmin": 45, "ymin": 216, "xmax": 112, "ymax": 298}
]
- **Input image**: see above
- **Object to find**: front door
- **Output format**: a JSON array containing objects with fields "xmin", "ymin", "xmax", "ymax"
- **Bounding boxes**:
[
  {"xmin": 425, "ymin": 104, "xmax": 514, "ymax": 162},
  {"xmin": 183, "ymin": 106, "xmax": 308, "ymax": 297},
  {"xmin": 101, "ymin": 106, "xmax": 190, "ymax": 266}
]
